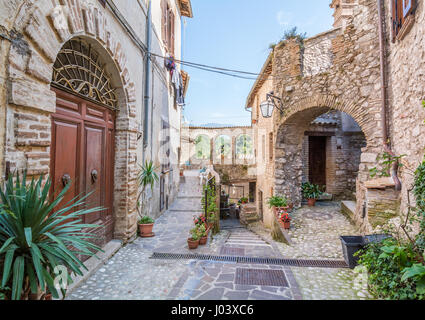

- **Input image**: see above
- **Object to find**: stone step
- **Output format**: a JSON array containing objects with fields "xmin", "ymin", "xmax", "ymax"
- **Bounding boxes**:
[{"xmin": 341, "ymin": 200, "xmax": 356, "ymax": 223}]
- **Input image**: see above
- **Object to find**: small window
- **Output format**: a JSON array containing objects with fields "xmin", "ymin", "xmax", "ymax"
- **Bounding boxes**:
[
  {"xmin": 392, "ymin": 0, "xmax": 416, "ymax": 42},
  {"xmin": 161, "ymin": 0, "xmax": 175, "ymax": 55}
]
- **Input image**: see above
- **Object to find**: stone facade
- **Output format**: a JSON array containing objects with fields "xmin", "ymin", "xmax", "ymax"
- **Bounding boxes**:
[
  {"xmin": 245, "ymin": 0, "xmax": 425, "ymax": 233},
  {"xmin": 0, "ymin": 0, "xmax": 192, "ymax": 243}
]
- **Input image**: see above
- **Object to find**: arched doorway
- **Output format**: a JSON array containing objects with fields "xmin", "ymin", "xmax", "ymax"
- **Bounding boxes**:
[
  {"xmin": 50, "ymin": 38, "xmax": 120, "ymax": 249},
  {"xmin": 274, "ymin": 106, "xmax": 370, "ymax": 207}
]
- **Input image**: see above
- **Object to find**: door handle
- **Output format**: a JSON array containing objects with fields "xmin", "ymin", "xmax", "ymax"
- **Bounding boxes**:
[
  {"xmin": 91, "ymin": 169, "xmax": 98, "ymax": 183},
  {"xmin": 62, "ymin": 174, "xmax": 71, "ymax": 187}
]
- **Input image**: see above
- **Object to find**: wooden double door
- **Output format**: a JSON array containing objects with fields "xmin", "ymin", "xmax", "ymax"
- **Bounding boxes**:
[{"xmin": 50, "ymin": 89, "xmax": 115, "ymax": 248}]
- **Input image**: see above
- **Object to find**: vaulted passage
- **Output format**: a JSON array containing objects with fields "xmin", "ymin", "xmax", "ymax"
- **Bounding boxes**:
[{"xmin": 275, "ymin": 108, "xmax": 367, "ymax": 205}]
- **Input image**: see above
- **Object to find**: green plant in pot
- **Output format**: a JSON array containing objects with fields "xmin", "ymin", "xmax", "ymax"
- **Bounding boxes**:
[
  {"xmin": 267, "ymin": 195, "xmax": 289, "ymax": 214},
  {"xmin": 136, "ymin": 160, "xmax": 159, "ymax": 237},
  {"xmin": 188, "ymin": 227, "xmax": 200, "ymax": 250},
  {"xmin": 198, "ymin": 225, "xmax": 208, "ymax": 245},
  {"xmin": 301, "ymin": 182, "xmax": 323, "ymax": 206},
  {"xmin": 138, "ymin": 216, "xmax": 155, "ymax": 237},
  {"xmin": 238, "ymin": 197, "xmax": 248, "ymax": 205},
  {"xmin": 0, "ymin": 171, "xmax": 103, "ymax": 300}
]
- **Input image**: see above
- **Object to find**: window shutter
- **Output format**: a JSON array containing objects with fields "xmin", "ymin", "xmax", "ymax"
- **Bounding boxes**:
[
  {"xmin": 170, "ymin": 10, "xmax": 175, "ymax": 55},
  {"xmin": 403, "ymin": 0, "xmax": 413, "ymax": 17},
  {"xmin": 161, "ymin": 0, "xmax": 167, "ymax": 46},
  {"xmin": 391, "ymin": 0, "xmax": 397, "ymax": 41}
]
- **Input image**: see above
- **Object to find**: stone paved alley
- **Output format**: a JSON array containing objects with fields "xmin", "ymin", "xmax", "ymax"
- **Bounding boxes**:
[{"xmin": 67, "ymin": 171, "xmax": 372, "ymax": 300}]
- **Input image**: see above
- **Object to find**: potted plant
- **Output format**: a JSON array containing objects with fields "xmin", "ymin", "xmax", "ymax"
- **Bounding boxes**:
[
  {"xmin": 188, "ymin": 227, "xmax": 200, "ymax": 249},
  {"xmin": 138, "ymin": 215, "xmax": 155, "ymax": 237},
  {"xmin": 267, "ymin": 195, "xmax": 289, "ymax": 214},
  {"xmin": 136, "ymin": 160, "xmax": 159, "ymax": 237},
  {"xmin": 0, "ymin": 171, "xmax": 103, "ymax": 300},
  {"xmin": 198, "ymin": 225, "xmax": 208, "ymax": 245},
  {"xmin": 279, "ymin": 211, "xmax": 292, "ymax": 230},
  {"xmin": 301, "ymin": 182, "xmax": 323, "ymax": 206},
  {"xmin": 238, "ymin": 197, "xmax": 249, "ymax": 205}
]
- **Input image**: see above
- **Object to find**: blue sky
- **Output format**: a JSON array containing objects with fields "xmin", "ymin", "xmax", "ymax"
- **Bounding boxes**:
[{"xmin": 181, "ymin": 0, "xmax": 334, "ymax": 126}]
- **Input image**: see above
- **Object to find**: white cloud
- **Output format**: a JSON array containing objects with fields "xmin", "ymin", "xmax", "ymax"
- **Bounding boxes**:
[{"xmin": 277, "ymin": 10, "xmax": 293, "ymax": 27}]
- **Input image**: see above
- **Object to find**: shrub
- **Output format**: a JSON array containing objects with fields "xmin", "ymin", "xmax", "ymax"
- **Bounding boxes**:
[
  {"xmin": 138, "ymin": 216, "xmax": 154, "ymax": 225},
  {"xmin": 267, "ymin": 195, "xmax": 288, "ymax": 209},
  {"xmin": 0, "ymin": 172, "xmax": 103, "ymax": 300}
]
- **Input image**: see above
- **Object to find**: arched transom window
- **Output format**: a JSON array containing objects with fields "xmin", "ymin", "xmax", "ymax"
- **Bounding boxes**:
[{"xmin": 52, "ymin": 39, "xmax": 117, "ymax": 109}]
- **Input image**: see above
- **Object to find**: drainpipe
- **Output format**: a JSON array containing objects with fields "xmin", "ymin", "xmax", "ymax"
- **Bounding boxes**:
[
  {"xmin": 143, "ymin": 0, "xmax": 152, "ymax": 154},
  {"xmin": 377, "ymin": 0, "xmax": 401, "ymax": 191}
]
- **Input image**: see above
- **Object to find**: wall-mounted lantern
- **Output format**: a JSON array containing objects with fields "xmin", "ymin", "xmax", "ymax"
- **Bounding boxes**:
[{"xmin": 260, "ymin": 91, "xmax": 284, "ymax": 118}]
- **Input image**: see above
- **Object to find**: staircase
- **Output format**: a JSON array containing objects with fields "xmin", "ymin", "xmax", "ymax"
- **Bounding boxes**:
[{"xmin": 239, "ymin": 203, "xmax": 259, "ymax": 226}]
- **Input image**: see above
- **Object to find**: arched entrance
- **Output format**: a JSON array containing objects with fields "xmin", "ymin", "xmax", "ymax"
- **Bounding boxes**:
[
  {"xmin": 50, "ymin": 38, "xmax": 121, "ymax": 248},
  {"xmin": 274, "ymin": 103, "xmax": 373, "ymax": 208}
]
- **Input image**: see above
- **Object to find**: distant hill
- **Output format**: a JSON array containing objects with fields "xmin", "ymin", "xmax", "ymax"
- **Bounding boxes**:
[{"xmin": 192, "ymin": 123, "xmax": 236, "ymax": 128}]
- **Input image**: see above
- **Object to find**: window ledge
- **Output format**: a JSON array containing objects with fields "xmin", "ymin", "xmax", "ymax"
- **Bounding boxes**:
[{"xmin": 396, "ymin": 14, "xmax": 415, "ymax": 42}]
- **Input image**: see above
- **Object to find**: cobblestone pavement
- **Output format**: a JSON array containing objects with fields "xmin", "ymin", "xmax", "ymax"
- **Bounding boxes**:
[
  {"xmin": 67, "ymin": 173, "xmax": 373, "ymax": 300},
  {"xmin": 249, "ymin": 202, "xmax": 375, "ymax": 300},
  {"xmin": 67, "ymin": 171, "xmax": 300, "ymax": 300}
]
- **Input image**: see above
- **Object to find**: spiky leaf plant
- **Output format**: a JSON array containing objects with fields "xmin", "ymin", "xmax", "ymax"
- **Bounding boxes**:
[
  {"xmin": 136, "ymin": 160, "xmax": 159, "ymax": 218},
  {"xmin": 0, "ymin": 171, "xmax": 104, "ymax": 300}
]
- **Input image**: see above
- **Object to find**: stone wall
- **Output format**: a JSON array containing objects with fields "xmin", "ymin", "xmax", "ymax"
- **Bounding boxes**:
[
  {"xmin": 0, "ymin": 0, "xmax": 188, "ymax": 242},
  {"xmin": 386, "ymin": 0, "xmax": 425, "ymax": 219},
  {"xmin": 267, "ymin": 0, "xmax": 386, "ymax": 232}
]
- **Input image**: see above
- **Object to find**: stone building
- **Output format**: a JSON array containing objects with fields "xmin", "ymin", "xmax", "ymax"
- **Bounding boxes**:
[
  {"xmin": 181, "ymin": 124, "xmax": 256, "ymax": 201},
  {"xmin": 0, "ymin": 0, "xmax": 193, "ymax": 247},
  {"xmin": 245, "ymin": 0, "xmax": 425, "ymax": 233}
]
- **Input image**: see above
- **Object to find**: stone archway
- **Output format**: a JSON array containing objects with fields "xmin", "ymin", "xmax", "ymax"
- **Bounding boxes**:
[
  {"xmin": 274, "ymin": 94, "xmax": 379, "ymax": 208},
  {"xmin": 5, "ymin": 1, "xmax": 139, "ymax": 242}
]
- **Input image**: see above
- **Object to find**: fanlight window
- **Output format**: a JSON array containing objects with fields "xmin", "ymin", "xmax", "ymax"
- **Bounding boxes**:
[{"xmin": 52, "ymin": 39, "xmax": 117, "ymax": 109}]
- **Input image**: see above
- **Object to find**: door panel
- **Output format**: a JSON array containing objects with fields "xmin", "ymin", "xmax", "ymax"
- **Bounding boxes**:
[
  {"xmin": 84, "ymin": 125, "xmax": 104, "ymax": 224},
  {"xmin": 51, "ymin": 118, "xmax": 81, "ymax": 210},
  {"xmin": 309, "ymin": 136, "xmax": 327, "ymax": 188},
  {"xmin": 51, "ymin": 88, "xmax": 115, "ymax": 249}
]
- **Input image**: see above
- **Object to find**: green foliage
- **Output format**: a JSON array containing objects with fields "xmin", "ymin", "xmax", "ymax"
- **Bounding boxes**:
[
  {"xmin": 357, "ymin": 154, "xmax": 425, "ymax": 300},
  {"xmin": 369, "ymin": 152, "xmax": 406, "ymax": 178},
  {"xmin": 197, "ymin": 225, "xmax": 207, "ymax": 238},
  {"xmin": 215, "ymin": 135, "xmax": 231, "ymax": 158},
  {"xmin": 201, "ymin": 183, "xmax": 217, "ymax": 215},
  {"xmin": 236, "ymin": 135, "xmax": 253, "ymax": 158},
  {"xmin": 301, "ymin": 182, "xmax": 323, "ymax": 200},
  {"xmin": 282, "ymin": 27, "xmax": 307, "ymax": 44},
  {"xmin": 0, "ymin": 171, "xmax": 103, "ymax": 300},
  {"xmin": 138, "ymin": 216, "xmax": 154, "ymax": 225},
  {"xmin": 195, "ymin": 135, "xmax": 211, "ymax": 160},
  {"xmin": 138, "ymin": 160, "xmax": 159, "ymax": 191},
  {"xmin": 413, "ymin": 160, "xmax": 425, "ymax": 249},
  {"xmin": 356, "ymin": 238, "xmax": 423, "ymax": 300},
  {"xmin": 136, "ymin": 160, "xmax": 159, "ymax": 218},
  {"xmin": 189, "ymin": 227, "xmax": 200, "ymax": 241},
  {"xmin": 266, "ymin": 195, "xmax": 288, "ymax": 209},
  {"xmin": 238, "ymin": 197, "xmax": 248, "ymax": 204}
]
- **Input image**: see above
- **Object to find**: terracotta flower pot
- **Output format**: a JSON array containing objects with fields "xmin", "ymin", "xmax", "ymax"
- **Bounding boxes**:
[
  {"xmin": 199, "ymin": 236, "xmax": 208, "ymax": 245},
  {"xmin": 284, "ymin": 221, "xmax": 290, "ymax": 230},
  {"xmin": 188, "ymin": 238, "xmax": 199, "ymax": 249},
  {"xmin": 307, "ymin": 199, "xmax": 316, "ymax": 207},
  {"xmin": 138, "ymin": 223, "xmax": 154, "ymax": 236}
]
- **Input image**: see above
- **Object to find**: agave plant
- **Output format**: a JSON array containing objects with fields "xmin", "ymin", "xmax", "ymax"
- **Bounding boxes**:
[
  {"xmin": 136, "ymin": 160, "xmax": 159, "ymax": 218},
  {"xmin": 0, "ymin": 171, "xmax": 103, "ymax": 300}
]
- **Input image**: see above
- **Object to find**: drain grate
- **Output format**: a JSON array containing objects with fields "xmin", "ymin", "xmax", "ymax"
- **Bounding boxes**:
[
  {"xmin": 150, "ymin": 252, "xmax": 348, "ymax": 268},
  {"xmin": 220, "ymin": 247, "xmax": 245, "ymax": 256},
  {"xmin": 235, "ymin": 268, "xmax": 288, "ymax": 287}
]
